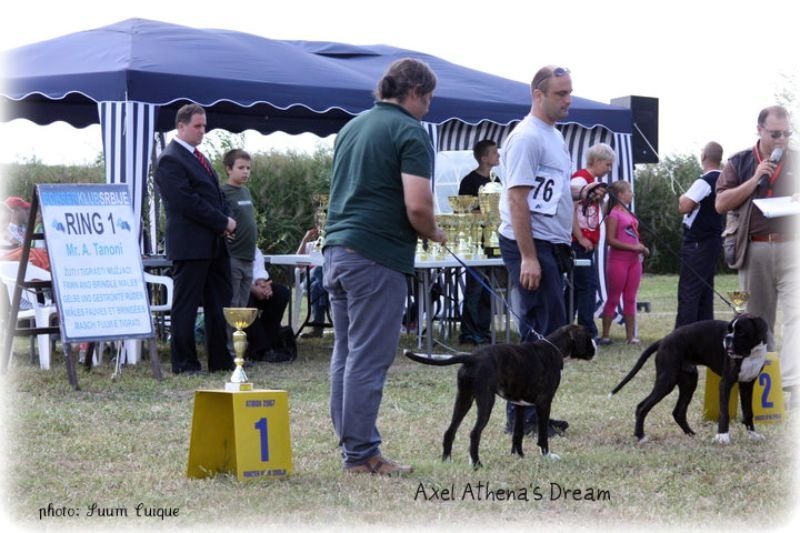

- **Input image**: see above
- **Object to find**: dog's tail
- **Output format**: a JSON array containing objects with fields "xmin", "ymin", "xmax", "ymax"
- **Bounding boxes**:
[
  {"xmin": 403, "ymin": 350, "xmax": 473, "ymax": 366},
  {"xmin": 608, "ymin": 341, "xmax": 661, "ymax": 397}
]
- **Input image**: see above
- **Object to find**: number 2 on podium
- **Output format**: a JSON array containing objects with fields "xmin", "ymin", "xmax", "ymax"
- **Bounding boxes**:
[
  {"xmin": 760, "ymin": 373, "xmax": 774, "ymax": 409},
  {"xmin": 254, "ymin": 418, "xmax": 269, "ymax": 462}
]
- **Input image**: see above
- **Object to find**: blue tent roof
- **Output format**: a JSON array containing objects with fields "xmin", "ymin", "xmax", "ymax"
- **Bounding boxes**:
[{"xmin": 0, "ymin": 18, "xmax": 632, "ymax": 135}]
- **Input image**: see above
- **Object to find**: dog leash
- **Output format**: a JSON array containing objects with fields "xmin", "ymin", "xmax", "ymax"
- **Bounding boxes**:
[
  {"xmin": 439, "ymin": 242, "xmax": 548, "ymax": 344},
  {"xmin": 569, "ymin": 180, "xmax": 735, "ymax": 314},
  {"xmin": 602, "ymin": 187, "xmax": 737, "ymax": 314},
  {"xmin": 432, "ymin": 184, "xmax": 736, "ymax": 352}
]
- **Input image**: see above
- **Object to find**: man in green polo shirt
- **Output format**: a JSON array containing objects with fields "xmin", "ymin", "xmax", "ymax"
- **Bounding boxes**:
[{"xmin": 323, "ymin": 58, "xmax": 447, "ymax": 476}]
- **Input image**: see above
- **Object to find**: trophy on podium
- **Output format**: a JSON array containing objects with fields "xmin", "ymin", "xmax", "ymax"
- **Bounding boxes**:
[
  {"xmin": 727, "ymin": 290, "xmax": 749, "ymax": 315},
  {"xmin": 223, "ymin": 307, "xmax": 259, "ymax": 392}
]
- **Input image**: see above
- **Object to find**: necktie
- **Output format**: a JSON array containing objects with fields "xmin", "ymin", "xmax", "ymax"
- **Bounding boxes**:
[{"xmin": 194, "ymin": 149, "xmax": 213, "ymax": 175}]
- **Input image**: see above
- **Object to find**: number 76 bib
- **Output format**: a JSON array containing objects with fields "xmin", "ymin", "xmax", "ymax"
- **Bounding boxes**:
[{"xmin": 528, "ymin": 168, "xmax": 564, "ymax": 216}]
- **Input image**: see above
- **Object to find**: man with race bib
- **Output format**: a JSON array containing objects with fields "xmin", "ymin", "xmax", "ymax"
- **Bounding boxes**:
[{"xmin": 498, "ymin": 65, "xmax": 576, "ymax": 434}]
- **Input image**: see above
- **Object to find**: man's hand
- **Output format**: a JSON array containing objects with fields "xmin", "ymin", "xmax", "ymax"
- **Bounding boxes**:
[
  {"xmin": 520, "ymin": 256, "xmax": 542, "ymax": 290},
  {"xmin": 224, "ymin": 217, "xmax": 237, "ymax": 237},
  {"xmin": 754, "ymin": 159, "xmax": 777, "ymax": 184},
  {"xmin": 251, "ymin": 279, "xmax": 273, "ymax": 300},
  {"xmin": 582, "ymin": 182, "xmax": 607, "ymax": 202},
  {"xmin": 430, "ymin": 226, "xmax": 447, "ymax": 244}
]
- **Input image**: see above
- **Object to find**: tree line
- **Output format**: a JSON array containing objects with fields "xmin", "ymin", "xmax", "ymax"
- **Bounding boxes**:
[{"xmin": 1, "ymin": 149, "xmax": 714, "ymax": 274}]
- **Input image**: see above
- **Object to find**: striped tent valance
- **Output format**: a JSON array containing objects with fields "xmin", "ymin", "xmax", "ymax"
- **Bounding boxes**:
[
  {"xmin": 433, "ymin": 118, "xmax": 637, "ymax": 322},
  {"xmin": 98, "ymin": 101, "xmax": 158, "ymax": 250},
  {"xmin": 435, "ymin": 119, "xmax": 633, "ymax": 185}
]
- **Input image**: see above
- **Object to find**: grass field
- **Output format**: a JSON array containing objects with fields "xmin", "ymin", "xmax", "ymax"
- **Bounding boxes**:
[{"xmin": 2, "ymin": 273, "xmax": 797, "ymax": 532}]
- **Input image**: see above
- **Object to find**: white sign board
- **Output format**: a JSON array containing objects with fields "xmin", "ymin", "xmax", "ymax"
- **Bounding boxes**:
[{"xmin": 38, "ymin": 184, "xmax": 153, "ymax": 343}]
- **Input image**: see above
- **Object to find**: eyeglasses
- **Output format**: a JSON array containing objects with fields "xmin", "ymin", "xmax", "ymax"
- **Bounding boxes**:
[
  {"xmin": 763, "ymin": 129, "xmax": 793, "ymax": 139},
  {"xmin": 535, "ymin": 67, "xmax": 571, "ymax": 90}
]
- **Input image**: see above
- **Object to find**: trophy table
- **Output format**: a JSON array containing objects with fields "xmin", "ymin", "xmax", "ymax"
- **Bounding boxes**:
[
  {"xmin": 448, "ymin": 195, "xmax": 479, "ymax": 258},
  {"xmin": 478, "ymin": 188, "xmax": 501, "ymax": 257}
]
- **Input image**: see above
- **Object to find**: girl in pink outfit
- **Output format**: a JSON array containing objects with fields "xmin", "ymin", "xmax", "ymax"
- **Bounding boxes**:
[{"xmin": 600, "ymin": 181, "xmax": 649, "ymax": 344}]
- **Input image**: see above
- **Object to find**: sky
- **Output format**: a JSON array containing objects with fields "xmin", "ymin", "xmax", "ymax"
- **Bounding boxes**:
[{"xmin": 0, "ymin": 0, "xmax": 798, "ymax": 167}]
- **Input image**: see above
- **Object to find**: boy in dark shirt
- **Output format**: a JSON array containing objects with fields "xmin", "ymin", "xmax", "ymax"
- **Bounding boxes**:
[{"xmin": 458, "ymin": 139, "xmax": 500, "ymax": 344}]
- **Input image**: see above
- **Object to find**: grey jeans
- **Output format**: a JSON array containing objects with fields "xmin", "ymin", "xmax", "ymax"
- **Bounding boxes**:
[
  {"xmin": 322, "ymin": 246, "xmax": 407, "ymax": 466},
  {"xmin": 229, "ymin": 256, "xmax": 254, "ymax": 308}
]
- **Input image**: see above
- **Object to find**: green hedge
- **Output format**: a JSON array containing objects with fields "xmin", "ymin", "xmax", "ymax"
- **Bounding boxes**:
[
  {"xmin": 246, "ymin": 148, "xmax": 332, "ymax": 255},
  {"xmin": 633, "ymin": 153, "xmax": 728, "ymax": 274},
  {"xmin": 1, "ymin": 147, "xmax": 332, "ymax": 259},
  {"xmin": 6, "ymin": 148, "xmax": 724, "ymax": 276},
  {"xmin": 206, "ymin": 144, "xmax": 333, "ymax": 256},
  {"xmin": 1, "ymin": 157, "xmax": 104, "ymax": 199}
]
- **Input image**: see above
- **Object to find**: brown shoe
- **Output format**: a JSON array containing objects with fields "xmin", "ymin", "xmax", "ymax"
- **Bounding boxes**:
[{"xmin": 344, "ymin": 455, "xmax": 413, "ymax": 476}]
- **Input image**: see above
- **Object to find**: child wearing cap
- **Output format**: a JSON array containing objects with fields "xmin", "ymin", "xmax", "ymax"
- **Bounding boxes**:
[{"xmin": 4, "ymin": 196, "xmax": 31, "ymax": 247}]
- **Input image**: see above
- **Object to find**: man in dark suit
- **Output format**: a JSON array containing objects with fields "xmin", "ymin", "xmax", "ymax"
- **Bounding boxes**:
[{"xmin": 154, "ymin": 104, "xmax": 237, "ymax": 374}]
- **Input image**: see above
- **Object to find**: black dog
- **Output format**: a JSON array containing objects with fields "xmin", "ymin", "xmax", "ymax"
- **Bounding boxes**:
[
  {"xmin": 609, "ymin": 314, "xmax": 769, "ymax": 443},
  {"xmin": 404, "ymin": 324, "xmax": 595, "ymax": 467}
]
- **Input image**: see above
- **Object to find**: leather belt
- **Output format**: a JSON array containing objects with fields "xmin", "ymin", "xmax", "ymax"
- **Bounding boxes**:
[{"xmin": 750, "ymin": 233, "xmax": 797, "ymax": 243}]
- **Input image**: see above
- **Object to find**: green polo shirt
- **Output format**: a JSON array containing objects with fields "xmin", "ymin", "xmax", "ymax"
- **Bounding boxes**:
[{"xmin": 324, "ymin": 102, "xmax": 433, "ymax": 275}]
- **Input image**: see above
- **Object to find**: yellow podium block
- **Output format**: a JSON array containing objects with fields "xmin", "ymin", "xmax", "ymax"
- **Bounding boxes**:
[
  {"xmin": 703, "ymin": 369, "xmax": 739, "ymax": 422},
  {"xmin": 187, "ymin": 390, "xmax": 293, "ymax": 480},
  {"xmin": 753, "ymin": 354, "xmax": 785, "ymax": 424},
  {"xmin": 703, "ymin": 353, "xmax": 784, "ymax": 424}
]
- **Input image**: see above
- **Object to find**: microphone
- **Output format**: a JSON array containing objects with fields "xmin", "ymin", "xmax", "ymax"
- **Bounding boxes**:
[{"xmin": 758, "ymin": 147, "xmax": 784, "ymax": 190}]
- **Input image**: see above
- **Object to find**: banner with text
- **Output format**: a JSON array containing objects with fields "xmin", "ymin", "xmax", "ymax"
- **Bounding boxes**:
[{"xmin": 38, "ymin": 184, "xmax": 153, "ymax": 343}]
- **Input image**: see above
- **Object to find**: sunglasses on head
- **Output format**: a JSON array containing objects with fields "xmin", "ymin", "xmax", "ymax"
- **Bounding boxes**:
[
  {"xmin": 764, "ymin": 129, "xmax": 792, "ymax": 139},
  {"xmin": 536, "ymin": 67, "xmax": 570, "ymax": 90}
]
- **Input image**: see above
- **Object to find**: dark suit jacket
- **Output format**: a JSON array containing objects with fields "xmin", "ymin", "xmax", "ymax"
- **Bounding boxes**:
[{"xmin": 154, "ymin": 141, "xmax": 231, "ymax": 260}]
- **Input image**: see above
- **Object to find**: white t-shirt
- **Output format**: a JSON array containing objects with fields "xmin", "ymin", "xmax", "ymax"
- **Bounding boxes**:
[
  {"xmin": 499, "ymin": 115, "xmax": 572, "ymax": 244},
  {"xmin": 682, "ymin": 178, "xmax": 712, "ymax": 229},
  {"xmin": 252, "ymin": 247, "xmax": 270, "ymax": 281}
]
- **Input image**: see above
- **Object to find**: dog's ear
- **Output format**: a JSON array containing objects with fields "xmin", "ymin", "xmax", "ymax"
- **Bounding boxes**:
[{"xmin": 566, "ymin": 323, "xmax": 582, "ymax": 344}]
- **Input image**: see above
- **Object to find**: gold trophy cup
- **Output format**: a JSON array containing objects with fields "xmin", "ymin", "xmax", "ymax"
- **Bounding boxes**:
[
  {"xmin": 478, "ymin": 187, "xmax": 501, "ymax": 256},
  {"xmin": 448, "ymin": 195, "xmax": 479, "ymax": 257},
  {"xmin": 727, "ymin": 290, "xmax": 749, "ymax": 314},
  {"xmin": 223, "ymin": 307, "xmax": 259, "ymax": 392}
]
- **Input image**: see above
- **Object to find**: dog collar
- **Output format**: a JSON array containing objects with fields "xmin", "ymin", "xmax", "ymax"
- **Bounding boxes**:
[{"xmin": 723, "ymin": 337, "xmax": 745, "ymax": 359}]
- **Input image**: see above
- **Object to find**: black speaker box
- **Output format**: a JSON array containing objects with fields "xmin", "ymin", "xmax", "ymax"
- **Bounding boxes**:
[{"xmin": 611, "ymin": 95, "xmax": 659, "ymax": 164}]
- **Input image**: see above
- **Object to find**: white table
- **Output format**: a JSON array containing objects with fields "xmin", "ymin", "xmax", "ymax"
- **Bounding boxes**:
[
  {"xmin": 264, "ymin": 253, "xmax": 510, "ymax": 353},
  {"xmin": 411, "ymin": 256, "xmax": 508, "ymax": 355},
  {"xmin": 264, "ymin": 254, "xmax": 324, "ymax": 337},
  {"xmin": 265, "ymin": 253, "xmax": 589, "ymax": 354}
]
